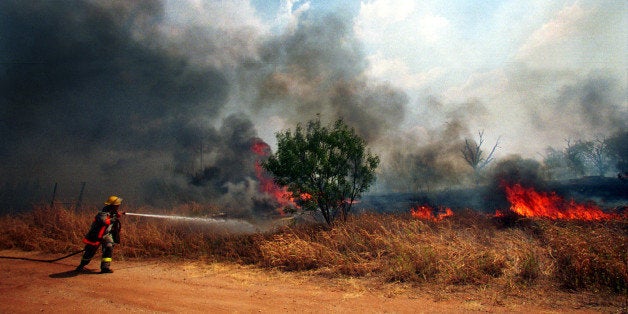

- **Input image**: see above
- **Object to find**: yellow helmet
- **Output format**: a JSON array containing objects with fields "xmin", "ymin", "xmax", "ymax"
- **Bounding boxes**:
[{"xmin": 104, "ymin": 196, "xmax": 123, "ymax": 206}]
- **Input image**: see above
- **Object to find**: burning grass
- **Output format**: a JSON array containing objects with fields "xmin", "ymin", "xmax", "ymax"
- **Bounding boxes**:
[
  {"xmin": 504, "ymin": 183, "xmax": 624, "ymax": 220},
  {"xmin": 0, "ymin": 205, "xmax": 626, "ymax": 297}
]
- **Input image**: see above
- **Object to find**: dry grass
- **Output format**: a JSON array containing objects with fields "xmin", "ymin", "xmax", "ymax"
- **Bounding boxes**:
[{"xmin": 1, "ymin": 205, "xmax": 626, "ymax": 297}]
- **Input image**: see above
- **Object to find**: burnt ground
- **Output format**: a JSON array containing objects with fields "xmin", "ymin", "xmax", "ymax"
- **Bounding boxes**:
[{"xmin": 356, "ymin": 176, "xmax": 627, "ymax": 215}]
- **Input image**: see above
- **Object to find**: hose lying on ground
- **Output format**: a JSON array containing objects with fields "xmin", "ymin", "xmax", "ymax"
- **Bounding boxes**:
[{"xmin": 0, "ymin": 249, "xmax": 85, "ymax": 263}]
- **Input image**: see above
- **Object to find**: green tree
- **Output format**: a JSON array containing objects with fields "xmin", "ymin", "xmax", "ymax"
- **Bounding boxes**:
[{"xmin": 262, "ymin": 118, "xmax": 379, "ymax": 225}]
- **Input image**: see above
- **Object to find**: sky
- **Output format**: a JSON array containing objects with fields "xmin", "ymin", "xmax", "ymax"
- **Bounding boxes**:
[
  {"xmin": 0, "ymin": 0, "xmax": 626, "ymax": 207},
  {"xmin": 168, "ymin": 0, "xmax": 626, "ymax": 155}
]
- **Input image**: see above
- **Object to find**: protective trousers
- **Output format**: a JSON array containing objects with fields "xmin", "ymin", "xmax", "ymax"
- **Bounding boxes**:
[{"xmin": 78, "ymin": 234, "xmax": 114, "ymax": 271}]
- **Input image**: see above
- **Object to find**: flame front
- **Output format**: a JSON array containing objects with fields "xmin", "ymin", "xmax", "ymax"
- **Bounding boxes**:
[
  {"xmin": 251, "ymin": 139, "xmax": 310, "ymax": 214},
  {"xmin": 411, "ymin": 205, "xmax": 453, "ymax": 221},
  {"xmin": 504, "ymin": 183, "xmax": 618, "ymax": 220}
]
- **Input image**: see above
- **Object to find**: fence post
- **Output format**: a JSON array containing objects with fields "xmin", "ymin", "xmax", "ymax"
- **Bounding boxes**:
[
  {"xmin": 50, "ymin": 182, "xmax": 58, "ymax": 208},
  {"xmin": 76, "ymin": 182, "xmax": 86, "ymax": 209}
]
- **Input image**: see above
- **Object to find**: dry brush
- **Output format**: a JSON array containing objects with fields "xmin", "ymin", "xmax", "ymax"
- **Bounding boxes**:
[{"xmin": 0, "ymin": 205, "xmax": 625, "ymax": 294}]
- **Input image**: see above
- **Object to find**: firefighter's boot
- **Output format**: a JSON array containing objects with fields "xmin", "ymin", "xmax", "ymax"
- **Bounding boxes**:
[
  {"xmin": 75, "ymin": 260, "xmax": 89, "ymax": 272},
  {"xmin": 100, "ymin": 258, "xmax": 113, "ymax": 274}
]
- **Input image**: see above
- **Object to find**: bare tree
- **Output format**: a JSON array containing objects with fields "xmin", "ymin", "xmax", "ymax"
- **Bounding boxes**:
[
  {"xmin": 461, "ymin": 130, "xmax": 500, "ymax": 171},
  {"xmin": 461, "ymin": 130, "xmax": 500, "ymax": 186},
  {"xmin": 582, "ymin": 137, "xmax": 611, "ymax": 177},
  {"xmin": 539, "ymin": 146, "xmax": 568, "ymax": 180},
  {"xmin": 564, "ymin": 139, "xmax": 588, "ymax": 177},
  {"xmin": 589, "ymin": 138, "xmax": 611, "ymax": 177}
]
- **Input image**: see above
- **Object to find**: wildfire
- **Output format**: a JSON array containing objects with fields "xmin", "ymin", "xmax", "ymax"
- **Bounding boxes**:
[
  {"xmin": 410, "ymin": 205, "xmax": 454, "ymax": 222},
  {"xmin": 250, "ymin": 140, "xmax": 271, "ymax": 156},
  {"xmin": 251, "ymin": 138, "xmax": 309, "ymax": 214},
  {"xmin": 503, "ymin": 183, "xmax": 619, "ymax": 221}
]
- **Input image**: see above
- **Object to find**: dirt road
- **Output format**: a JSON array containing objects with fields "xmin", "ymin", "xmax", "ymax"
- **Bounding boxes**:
[{"xmin": 0, "ymin": 250, "xmax": 623, "ymax": 313}]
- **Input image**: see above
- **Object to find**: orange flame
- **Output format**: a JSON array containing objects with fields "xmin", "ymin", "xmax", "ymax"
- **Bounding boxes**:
[
  {"xmin": 410, "ymin": 205, "xmax": 453, "ymax": 221},
  {"xmin": 251, "ymin": 140, "xmax": 271, "ymax": 156},
  {"xmin": 503, "ymin": 183, "xmax": 618, "ymax": 220},
  {"xmin": 254, "ymin": 162, "xmax": 293, "ymax": 204},
  {"xmin": 251, "ymin": 139, "xmax": 309, "ymax": 214}
]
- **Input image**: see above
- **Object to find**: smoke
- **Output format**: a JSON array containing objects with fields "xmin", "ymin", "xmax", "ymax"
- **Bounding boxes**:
[
  {"xmin": 482, "ymin": 156, "xmax": 545, "ymax": 213},
  {"xmin": 0, "ymin": 1, "xmax": 410, "ymax": 212},
  {"xmin": 376, "ymin": 97, "xmax": 492, "ymax": 193},
  {"xmin": 243, "ymin": 14, "xmax": 407, "ymax": 143},
  {"xmin": 553, "ymin": 73, "xmax": 627, "ymax": 134},
  {"xmin": 504, "ymin": 64, "xmax": 628, "ymax": 143},
  {"xmin": 500, "ymin": 65, "xmax": 627, "ymax": 154},
  {"xmin": 3, "ymin": 1, "xmax": 622, "ymax": 214},
  {"xmin": 0, "ymin": 1, "xmax": 225, "ymax": 207}
]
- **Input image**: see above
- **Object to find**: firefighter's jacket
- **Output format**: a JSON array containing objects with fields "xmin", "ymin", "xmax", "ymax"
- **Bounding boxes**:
[{"xmin": 82, "ymin": 210, "xmax": 121, "ymax": 246}]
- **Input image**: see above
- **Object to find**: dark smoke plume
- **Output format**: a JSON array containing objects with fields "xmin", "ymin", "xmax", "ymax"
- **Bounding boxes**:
[
  {"xmin": 0, "ymin": 0, "xmax": 240, "ymax": 209},
  {"xmin": 1, "ymin": 1, "xmax": 624, "ymax": 217},
  {"xmin": 0, "ymin": 1, "xmax": 409, "ymax": 212},
  {"xmin": 483, "ymin": 156, "xmax": 545, "ymax": 213}
]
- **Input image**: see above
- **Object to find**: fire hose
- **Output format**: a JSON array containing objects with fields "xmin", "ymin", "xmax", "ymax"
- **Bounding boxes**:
[
  {"xmin": 1, "ymin": 211, "xmax": 251, "ymax": 263},
  {"xmin": 0, "ymin": 249, "xmax": 85, "ymax": 263}
]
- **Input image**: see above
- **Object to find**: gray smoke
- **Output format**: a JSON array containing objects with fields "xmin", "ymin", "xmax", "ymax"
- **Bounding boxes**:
[
  {"xmin": 376, "ymin": 97, "xmax": 491, "ymax": 192},
  {"xmin": 554, "ymin": 73, "xmax": 626, "ymax": 133},
  {"xmin": 500, "ymin": 64, "xmax": 627, "ymax": 153},
  {"xmin": 3, "ymin": 1, "xmax": 622, "ymax": 214},
  {"xmin": 243, "ymin": 14, "xmax": 407, "ymax": 143},
  {"xmin": 482, "ymin": 156, "xmax": 545, "ymax": 213},
  {"xmin": 0, "ymin": 1, "xmax": 409, "ymax": 212}
]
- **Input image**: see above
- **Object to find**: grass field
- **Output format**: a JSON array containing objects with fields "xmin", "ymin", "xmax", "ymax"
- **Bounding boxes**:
[{"xmin": 1, "ymin": 205, "xmax": 626, "ymax": 297}]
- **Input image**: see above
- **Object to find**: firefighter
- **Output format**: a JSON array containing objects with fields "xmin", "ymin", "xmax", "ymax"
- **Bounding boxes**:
[{"xmin": 75, "ymin": 196, "xmax": 123, "ymax": 273}]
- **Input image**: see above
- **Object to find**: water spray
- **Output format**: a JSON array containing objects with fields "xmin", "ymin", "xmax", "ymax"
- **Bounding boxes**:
[{"xmin": 124, "ymin": 212, "xmax": 258, "ymax": 233}]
